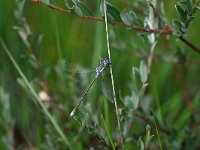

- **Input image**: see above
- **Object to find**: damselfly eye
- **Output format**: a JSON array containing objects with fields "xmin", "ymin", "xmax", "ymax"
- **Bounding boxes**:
[{"xmin": 103, "ymin": 58, "xmax": 111, "ymax": 67}]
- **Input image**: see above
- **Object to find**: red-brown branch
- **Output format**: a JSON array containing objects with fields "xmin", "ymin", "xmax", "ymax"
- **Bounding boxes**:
[
  {"xmin": 33, "ymin": 1, "xmax": 173, "ymax": 35},
  {"xmin": 180, "ymin": 36, "xmax": 200, "ymax": 54},
  {"xmin": 31, "ymin": 1, "xmax": 200, "ymax": 54}
]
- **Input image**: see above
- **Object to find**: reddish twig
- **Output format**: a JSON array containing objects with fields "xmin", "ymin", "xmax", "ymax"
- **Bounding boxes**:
[
  {"xmin": 31, "ymin": 1, "xmax": 200, "ymax": 55},
  {"xmin": 180, "ymin": 36, "xmax": 200, "ymax": 54},
  {"xmin": 147, "ymin": 42, "xmax": 155, "ymax": 74},
  {"xmin": 32, "ymin": 1, "xmax": 172, "ymax": 35}
]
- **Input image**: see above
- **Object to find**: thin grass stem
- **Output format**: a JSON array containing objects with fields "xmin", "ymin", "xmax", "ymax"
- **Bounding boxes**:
[{"xmin": 103, "ymin": 1, "xmax": 124, "ymax": 149}]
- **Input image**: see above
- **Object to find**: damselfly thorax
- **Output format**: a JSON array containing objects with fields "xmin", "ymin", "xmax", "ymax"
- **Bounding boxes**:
[{"xmin": 96, "ymin": 58, "xmax": 111, "ymax": 76}]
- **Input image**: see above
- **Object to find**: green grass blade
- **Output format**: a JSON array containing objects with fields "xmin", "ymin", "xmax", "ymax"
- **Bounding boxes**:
[
  {"xmin": 0, "ymin": 38, "xmax": 72, "ymax": 149},
  {"xmin": 90, "ymin": 8, "xmax": 105, "ymax": 101},
  {"xmin": 53, "ymin": 15, "xmax": 62, "ymax": 59},
  {"xmin": 92, "ymin": 7, "xmax": 104, "ymax": 66},
  {"xmin": 104, "ymin": 96, "xmax": 110, "ymax": 132},
  {"xmin": 153, "ymin": 117, "xmax": 163, "ymax": 150},
  {"xmin": 101, "ymin": 114, "xmax": 115, "ymax": 150},
  {"xmin": 152, "ymin": 73, "xmax": 164, "ymax": 126}
]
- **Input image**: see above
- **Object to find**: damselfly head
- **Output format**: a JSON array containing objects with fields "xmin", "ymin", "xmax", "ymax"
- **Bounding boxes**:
[
  {"xmin": 100, "ymin": 58, "xmax": 111, "ymax": 67},
  {"xmin": 103, "ymin": 58, "xmax": 111, "ymax": 67}
]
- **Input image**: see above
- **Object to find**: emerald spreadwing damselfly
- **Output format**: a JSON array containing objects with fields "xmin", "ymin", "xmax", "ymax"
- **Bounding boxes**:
[{"xmin": 69, "ymin": 58, "xmax": 114, "ymax": 117}]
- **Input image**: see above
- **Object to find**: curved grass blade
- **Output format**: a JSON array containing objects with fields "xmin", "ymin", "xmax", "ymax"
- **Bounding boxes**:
[
  {"xmin": 0, "ymin": 38, "xmax": 72, "ymax": 149},
  {"xmin": 101, "ymin": 114, "xmax": 115, "ymax": 150}
]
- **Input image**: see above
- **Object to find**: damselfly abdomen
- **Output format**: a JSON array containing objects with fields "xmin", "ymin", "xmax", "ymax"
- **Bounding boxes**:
[{"xmin": 69, "ymin": 58, "xmax": 113, "ymax": 117}]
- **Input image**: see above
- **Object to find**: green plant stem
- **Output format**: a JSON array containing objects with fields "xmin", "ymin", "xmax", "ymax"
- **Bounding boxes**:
[{"xmin": 0, "ymin": 38, "xmax": 72, "ymax": 149}]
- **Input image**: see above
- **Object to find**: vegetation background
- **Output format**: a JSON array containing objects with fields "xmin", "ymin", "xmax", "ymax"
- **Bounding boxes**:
[{"xmin": 0, "ymin": 0, "xmax": 200, "ymax": 149}]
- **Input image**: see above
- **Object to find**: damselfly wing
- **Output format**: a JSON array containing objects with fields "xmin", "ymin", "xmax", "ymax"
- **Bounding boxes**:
[
  {"xmin": 65, "ymin": 60, "xmax": 95, "ymax": 74},
  {"xmin": 97, "ymin": 66, "xmax": 114, "ymax": 103}
]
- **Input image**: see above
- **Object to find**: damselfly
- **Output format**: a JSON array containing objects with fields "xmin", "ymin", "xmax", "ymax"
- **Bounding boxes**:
[{"xmin": 69, "ymin": 58, "xmax": 114, "ymax": 117}]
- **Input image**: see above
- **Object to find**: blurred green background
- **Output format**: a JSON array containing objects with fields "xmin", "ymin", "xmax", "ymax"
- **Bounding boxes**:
[{"xmin": 0, "ymin": 0, "xmax": 200, "ymax": 149}]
